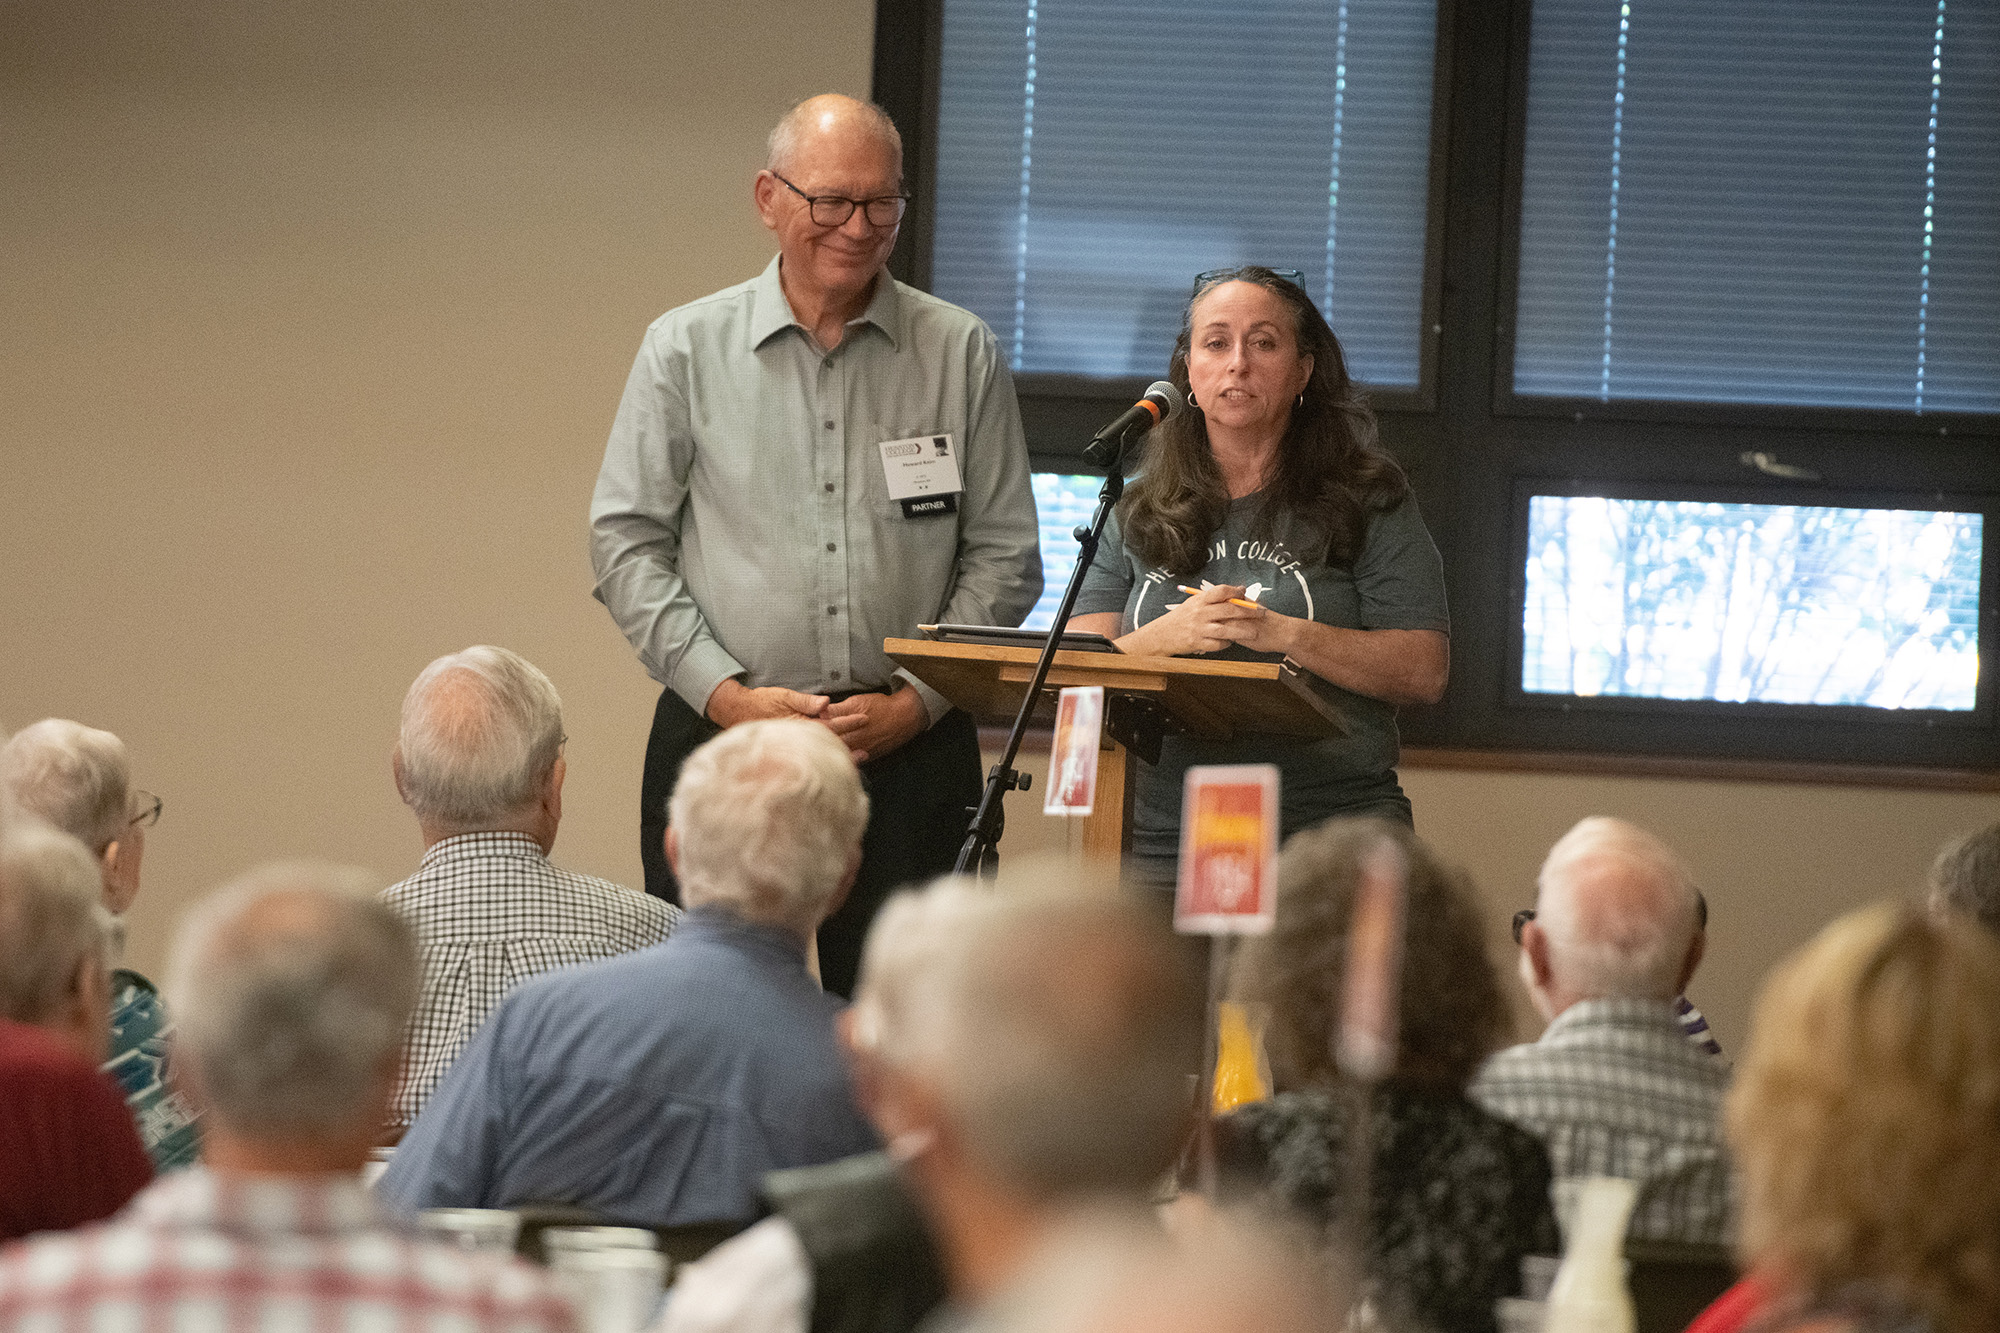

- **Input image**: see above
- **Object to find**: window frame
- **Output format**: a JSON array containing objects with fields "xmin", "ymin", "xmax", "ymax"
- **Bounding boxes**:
[{"xmin": 876, "ymin": 0, "xmax": 2000, "ymax": 776}]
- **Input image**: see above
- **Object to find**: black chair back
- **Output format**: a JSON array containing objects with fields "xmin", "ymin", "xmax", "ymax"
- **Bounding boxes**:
[{"xmin": 1625, "ymin": 1239, "xmax": 1737, "ymax": 1333}]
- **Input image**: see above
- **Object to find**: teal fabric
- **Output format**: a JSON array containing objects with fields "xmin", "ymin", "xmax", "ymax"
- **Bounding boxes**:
[{"xmin": 103, "ymin": 969, "xmax": 202, "ymax": 1171}]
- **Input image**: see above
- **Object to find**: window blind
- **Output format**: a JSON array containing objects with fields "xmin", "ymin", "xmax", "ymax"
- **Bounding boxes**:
[
  {"xmin": 931, "ymin": 0, "xmax": 1438, "ymax": 386},
  {"xmin": 1513, "ymin": 0, "xmax": 2000, "ymax": 412}
]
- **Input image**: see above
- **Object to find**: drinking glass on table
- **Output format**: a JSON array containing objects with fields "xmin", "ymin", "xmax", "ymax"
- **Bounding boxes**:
[
  {"xmin": 417, "ymin": 1207, "xmax": 521, "ymax": 1255},
  {"xmin": 549, "ymin": 1244, "xmax": 669, "ymax": 1333}
]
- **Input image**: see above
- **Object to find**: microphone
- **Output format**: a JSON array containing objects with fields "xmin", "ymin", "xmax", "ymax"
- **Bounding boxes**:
[{"xmin": 1083, "ymin": 381, "xmax": 1183, "ymax": 466}]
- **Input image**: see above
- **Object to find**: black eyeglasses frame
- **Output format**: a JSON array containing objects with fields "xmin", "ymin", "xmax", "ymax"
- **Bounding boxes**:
[{"xmin": 770, "ymin": 172, "xmax": 910, "ymax": 229}]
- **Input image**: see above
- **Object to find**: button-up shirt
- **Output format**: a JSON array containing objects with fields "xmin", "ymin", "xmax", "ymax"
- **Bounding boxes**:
[
  {"xmin": 0, "ymin": 1168, "xmax": 575, "ymax": 1332},
  {"xmin": 383, "ymin": 831, "xmax": 678, "ymax": 1126},
  {"xmin": 377, "ymin": 906, "xmax": 880, "ymax": 1227},
  {"xmin": 589, "ymin": 256, "xmax": 1042, "ymax": 722},
  {"xmin": 1469, "ymin": 996, "xmax": 1733, "ymax": 1245}
]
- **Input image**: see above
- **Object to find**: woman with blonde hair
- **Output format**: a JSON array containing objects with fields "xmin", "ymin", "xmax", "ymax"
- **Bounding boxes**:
[{"xmin": 1722, "ymin": 902, "xmax": 2000, "ymax": 1333}]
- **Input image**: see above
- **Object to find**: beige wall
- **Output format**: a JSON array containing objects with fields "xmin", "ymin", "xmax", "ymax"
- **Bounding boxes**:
[
  {"xmin": 3, "ymin": 2, "xmax": 1992, "ymax": 1058},
  {"xmin": 1, "ymin": 0, "xmax": 881, "ymax": 976}
]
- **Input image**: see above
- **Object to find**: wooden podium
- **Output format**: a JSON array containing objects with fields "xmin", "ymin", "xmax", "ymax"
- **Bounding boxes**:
[{"xmin": 885, "ymin": 638, "xmax": 1347, "ymax": 863}]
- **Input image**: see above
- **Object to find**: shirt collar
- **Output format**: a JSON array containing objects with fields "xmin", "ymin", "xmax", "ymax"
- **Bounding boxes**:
[
  {"xmin": 679, "ymin": 902, "xmax": 812, "ymax": 968},
  {"xmin": 418, "ymin": 830, "xmax": 547, "ymax": 871},
  {"xmin": 130, "ymin": 1167, "xmax": 397, "ymax": 1238},
  {"xmin": 1541, "ymin": 995, "xmax": 1684, "ymax": 1041},
  {"xmin": 748, "ymin": 254, "xmax": 902, "ymax": 353}
]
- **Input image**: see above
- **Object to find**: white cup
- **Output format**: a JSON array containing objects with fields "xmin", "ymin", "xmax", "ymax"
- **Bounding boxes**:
[
  {"xmin": 418, "ymin": 1207, "xmax": 521, "ymax": 1256},
  {"xmin": 541, "ymin": 1225, "xmax": 660, "ymax": 1257},
  {"xmin": 550, "ymin": 1246, "xmax": 668, "ymax": 1333}
]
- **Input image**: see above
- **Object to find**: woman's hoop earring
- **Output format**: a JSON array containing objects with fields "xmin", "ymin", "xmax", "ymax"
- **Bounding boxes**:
[
  {"xmin": 1296, "ymin": 393, "xmax": 1305, "ymax": 408},
  {"xmin": 1187, "ymin": 391, "xmax": 1198, "ymax": 408}
]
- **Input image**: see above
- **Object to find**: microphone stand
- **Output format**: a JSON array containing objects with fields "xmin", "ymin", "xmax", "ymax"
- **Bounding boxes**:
[{"xmin": 953, "ymin": 426, "xmax": 1134, "ymax": 875}]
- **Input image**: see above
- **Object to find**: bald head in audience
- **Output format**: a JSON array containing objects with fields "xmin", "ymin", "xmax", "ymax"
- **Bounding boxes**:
[
  {"xmin": 987, "ymin": 1210, "xmax": 1339, "ymax": 1333},
  {"xmin": 394, "ymin": 645, "xmax": 567, "ymax": 852},
  {"xmin": 169, "ymin": 862, "xmax": 419, "ymax": 1174},
  {"xmin": 1519, "ymin": 816, "xmax": 1705, "ymax": 1020},
  {"xmin": 843, "ymin": 869, "xmax": 1203, "ymax": 1305}
]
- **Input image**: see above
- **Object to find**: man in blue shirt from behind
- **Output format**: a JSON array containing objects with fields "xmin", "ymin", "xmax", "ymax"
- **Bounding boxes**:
[{"xmin": 379, "ymin": 719, "xmax": 880, "ymax": 1226}]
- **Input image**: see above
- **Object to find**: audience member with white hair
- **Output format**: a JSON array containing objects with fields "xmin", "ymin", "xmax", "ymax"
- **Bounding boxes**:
[
  {"xmin": 0, "ymin": 861, "xmax": 574, "ymax": 1327},
  {"xmin": 384, "ymin": 645, "xmax": 676, "ymax": 1129},
  {"xmin": 0, "ymin": 718, "xmax": 199, "ymax": 1170},
  {"xmin": 985, "ymin": 1209, "xmax": 1342, "ymax": 1333},
  {"xmin": 1927, "ymin": 819, "xmax": 2000, "ymax": 935},
  {"xmin": 661, "ymin": 866, "xmax": 1204, "ymax": 1333},
  {"xmin": 380, "ymin": 718, "xmax": 880, "ymax": 1225},
  {"xmin": 0, "ymin": 822, "xmax": 154, "ymax": 1241},
  {"xmin": 1470, "ymin": 815, "xmax": 1730, "ymax": 1245}
]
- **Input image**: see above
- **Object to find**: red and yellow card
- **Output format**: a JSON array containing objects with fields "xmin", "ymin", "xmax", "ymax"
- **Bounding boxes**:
[
  {"xmin": 1174, "ymin": 765, "xmax": 1279, "ymax": 934},
  {"xmin": 1043, "ymin": 686, "xmax": 1104, "ymax": 816}
]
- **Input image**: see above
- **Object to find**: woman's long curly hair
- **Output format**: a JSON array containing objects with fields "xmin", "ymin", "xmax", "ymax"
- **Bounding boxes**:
[{"xmin": 1118, "ymin": 267, "xmax": 1410, "ymax": 578}]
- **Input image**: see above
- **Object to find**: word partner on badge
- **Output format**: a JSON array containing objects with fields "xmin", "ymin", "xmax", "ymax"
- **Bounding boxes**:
[
  {"xmin": 1175, "ymin": 765, "xmax": 1279, "ymax": 935},
  {"xmin": 877, "ymin": 433, "xmax": 963, "ymax": 517}
]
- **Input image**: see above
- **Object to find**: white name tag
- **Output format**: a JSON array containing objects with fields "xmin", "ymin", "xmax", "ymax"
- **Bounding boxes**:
[{"xmin": 878, "ymin": 434, "xmax": 964, "ymax": 509}]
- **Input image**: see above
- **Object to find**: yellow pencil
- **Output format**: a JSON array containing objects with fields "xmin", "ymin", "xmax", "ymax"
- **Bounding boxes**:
[{"xmin": 1176, "ymin": 584, "xmax": 1263, "ymax": 611}]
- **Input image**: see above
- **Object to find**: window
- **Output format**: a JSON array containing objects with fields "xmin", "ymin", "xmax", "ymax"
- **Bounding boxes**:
[
  {"xmin": 927, "ymin": 0, "xmax": 1441, "ymax": 392},
  {"xmin": 880, "ymin": 0, "xmax": 2000, "ymax": 774},
  {"xmin": 1520, "ymin": 494, "xmax": 1983, "ymax": 710},
  {"xmin": 1023, "ymin": 473, "xmax": 1105, "ymax": 631},
  {"xmin": 1511, "ymin": 0, "xmax": 2000, "ymax": 413}
]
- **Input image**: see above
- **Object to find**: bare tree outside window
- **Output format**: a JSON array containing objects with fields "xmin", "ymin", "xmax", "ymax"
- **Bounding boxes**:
[{"xmin": 1523, "ymin": 498, "xmax": 1982, "ymax": 710}]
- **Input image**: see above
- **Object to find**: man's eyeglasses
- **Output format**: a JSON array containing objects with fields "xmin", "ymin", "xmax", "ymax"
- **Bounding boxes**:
[
  {"xmin": 129, "ymin": 791, "xmax": 162, "ymax": 829},
  {"xmin": 770, "ymin": 172, "xmax": 909, "ymax": 229},
  {"xmin": 1512, "ymin": 889, "xmax": 1708, "ymax": 945},
  {"xmin": 1192, "ymin": 267, "xmax": 1306, "ymax": 296}
]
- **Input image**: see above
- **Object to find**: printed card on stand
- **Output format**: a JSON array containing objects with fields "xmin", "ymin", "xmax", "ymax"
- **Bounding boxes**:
[
  {"xmin": 1043, "ymin": 686, "xmax": 1104, "ymax": 816},
  {"xmin": 1174, "ymin": 764, "xmax": 1280, "ymax": 935}
]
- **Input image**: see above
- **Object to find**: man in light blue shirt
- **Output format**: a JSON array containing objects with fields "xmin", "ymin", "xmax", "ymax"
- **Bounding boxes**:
[
  {"xmin": 589, "ymin": 93, "xmax": 1041, "ymax": 997},
  {"xmin": 378, "ymin": 720, "xmax": 880, "ymax": 1226}
]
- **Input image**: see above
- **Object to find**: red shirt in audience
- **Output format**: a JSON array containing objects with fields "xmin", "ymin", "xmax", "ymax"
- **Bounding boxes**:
[
  {"xmin": 0, "ymin": 1017, "xmax": 154, "ymax": 1241},
  {"xmin": 1686, "ymin": 1273, "xmax": 1772, "ymax": 1333}
]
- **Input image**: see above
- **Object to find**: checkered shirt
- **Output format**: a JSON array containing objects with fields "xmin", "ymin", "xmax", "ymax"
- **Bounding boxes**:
[
  {"xmin": 1469, "ymin": 996, "xmax": 1733, "ymax": 1246},
  {"xmin": 384, "ymin": 831, "xmax": 677, "ymax": 1126},
  {"xmin": 0, "ymin": 1168, "xmax": 575, "ymax": 1332}
]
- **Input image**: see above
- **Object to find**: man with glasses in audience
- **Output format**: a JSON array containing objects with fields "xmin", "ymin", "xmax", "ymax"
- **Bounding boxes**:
[
  {"xmin": 590, "ymin": 92, "xmax": 1042, "ymax": 998},
  {"xmin": 1472, "ymin": 816, "xmax": 1730, "ymax": 1246},
  {"xmin": 0, "ymin": 719, "xmax": 200, "ymax": 1171}
]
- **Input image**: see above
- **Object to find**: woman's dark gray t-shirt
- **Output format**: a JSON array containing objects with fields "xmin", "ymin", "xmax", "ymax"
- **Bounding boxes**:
[{"xmin": 1073, "ymin": 492, "xmax": 1448, "ymax": 859}]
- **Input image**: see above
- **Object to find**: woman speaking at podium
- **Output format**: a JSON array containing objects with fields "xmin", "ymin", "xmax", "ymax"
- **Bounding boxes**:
[{"xmin": 1067, "ymin": 266, "xmax": 1449, "ymax": 885}]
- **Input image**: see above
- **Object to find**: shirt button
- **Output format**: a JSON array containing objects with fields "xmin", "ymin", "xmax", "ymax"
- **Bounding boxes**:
[
  {"xmin": 823, "ymin": 420, "xmax": 836, "ymax": 430},
  {"xmin": 826, "ymin": 543, "xmax": 837, "ymax": 553},
  {"xmin": 830, "ymin": 670, "xmax": 843, "ymax": 681},
  {"xmin": 827, "ymin": 605, "xmax": 838, "ymax": 616},
  {"xmin": 824, "ymin": 482, "xmax": 835, "ymax": 492}
]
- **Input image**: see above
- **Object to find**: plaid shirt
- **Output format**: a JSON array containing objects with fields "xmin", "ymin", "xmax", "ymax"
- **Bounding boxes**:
[
  {"xmin": 384, "ymin": 831, "xmax": 677, "ymax": 1125},
  {"xmin": 0, "ymin": 1168, "xmax": 575, "ymax": 1332},
  {"xmin": 1469, "ymin": 997, "xmax": 1732, "ymax": 1246}
]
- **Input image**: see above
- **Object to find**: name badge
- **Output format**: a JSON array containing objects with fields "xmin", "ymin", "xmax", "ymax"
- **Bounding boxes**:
[{"xmin": 879, "ymin": 434, "xmax": 963, "ymax": 517}]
